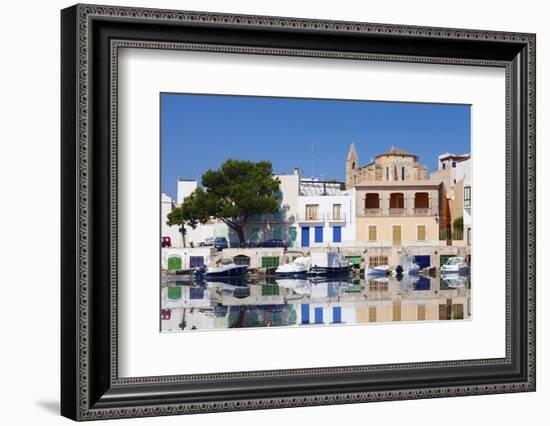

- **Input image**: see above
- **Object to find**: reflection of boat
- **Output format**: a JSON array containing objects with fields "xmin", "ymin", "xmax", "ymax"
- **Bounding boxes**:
[
  {"xmin": 441, "ymin": 257, "xmax": 469, "ymax": 275},
  {"xmin": 308, "ymin": 252, "xmax": 351, "ymax": 276},
  {"xmin": 204, "ymin": 277, "xmax": 247, "ymax": 290},
  {"xmin": 402, "ymin": 256, "xmax": 420, "ymax": 275},
  {"xmin": 201, "ymin": 262, "xmax": 248, "ymax": 278},
  {"xmin": 441, "ymin": 273, "xmax": 469, "ymax": 288},
  {"xmin": 275, "ymin": 278, "xmax": 310, "ymax": 290},
  {"xmin": 365, "ymin": 265, "xmax": 390, "ymax": 277},
  {"xmin": 275, "ymin": 256, "xmax": 310, "ymax": 276},
  {"xmin": 397, "ymin": 274, "xmax": 419, "ymax": 291}
]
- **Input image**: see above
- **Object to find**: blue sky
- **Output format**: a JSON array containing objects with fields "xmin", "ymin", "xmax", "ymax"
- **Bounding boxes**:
[{"xmin": 161, "ymin": 93, "xmax": 470, "ymax": 199}]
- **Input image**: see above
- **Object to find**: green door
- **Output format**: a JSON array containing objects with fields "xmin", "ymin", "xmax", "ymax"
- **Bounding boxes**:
[
  {"xmin": 261, "ymin": 284, "xmax": 280, "ymax": 296},
  {"xmin": 346, "ymin": 256, "xmax": 362, "ymax": 267},
  {"xmin": 167, "ymin": 256, "xmax": 182, "ymax": 271},
  {"xmin": 261, "ymin": 256, "xmax": 280, "ymax": 268},
  {"xmin": 167, "ymin": 286, "xmax": 182, "ymax": 300}
]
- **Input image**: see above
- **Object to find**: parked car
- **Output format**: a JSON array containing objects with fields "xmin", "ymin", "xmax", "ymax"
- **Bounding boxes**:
[
  {"xmin": 257, "ymin": 239, "xmax": 287, "ymax": 248},
  {"xmin": 199, "ymin": 237, "xmax": 214, "ymax": 247},
  {"xmin": 214, "ymin": 237, "xmax": 229, "ymax": 251},
  {"xmin": 160, "ymin": 236, "xmax": 171, "ymax": 248}
]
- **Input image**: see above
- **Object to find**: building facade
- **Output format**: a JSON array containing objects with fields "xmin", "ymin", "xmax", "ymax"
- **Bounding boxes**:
[
  {"xmin": 430, "ymin": 152, "xmax": 471, "ymax": 241},
  {"xmin": 161, "ymin": 192, "xmax": 184, "ymax": 247},
  {"xmin": 175, "ymin": 170, "xmax": 301, "ymax": 248},
  {"xmin": 346, "ymin": 144, "xmax": 441, "ymax": 267},
  {"xmin": 295, "ymin": 179, "xmax": 356, "ymax": 248}
]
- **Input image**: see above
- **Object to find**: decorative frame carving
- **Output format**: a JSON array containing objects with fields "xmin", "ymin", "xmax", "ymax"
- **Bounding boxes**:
[{"xmin": 61, "ymin": 4, "xmax": 535, "ymax": 421}]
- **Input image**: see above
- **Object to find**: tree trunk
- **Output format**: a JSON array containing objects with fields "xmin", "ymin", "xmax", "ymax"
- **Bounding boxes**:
[
  {"xmin": 235, "ymin": 226, "xmax": 246, "ymax": 247},
  {"xmin": 180, "ymin": 227, "xmax": 187, "ymax": 248}
]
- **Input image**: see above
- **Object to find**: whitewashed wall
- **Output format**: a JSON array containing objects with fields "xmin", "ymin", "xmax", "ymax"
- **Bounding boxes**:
[{"xmin": 296, "ymin": 189, "xmax": 356, "ymax": 247}]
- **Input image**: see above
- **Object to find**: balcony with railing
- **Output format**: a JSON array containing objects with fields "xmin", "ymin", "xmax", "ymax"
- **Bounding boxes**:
[
  {"xmin": 389, "ymin": 208, "xmax": 406, "ymax": 216},
  {"xmin": 295, "ymin": 212, "xmax": 325, "ymax": 223},
  {"xmin": 327, "ymin": 212, "xmax": 347, "ymax": 222},
  {"xmin": 363, "ymin": 208, "xmax": 382, "ymax": 216},
  {"xmin": 357, "ymin": 191, "xmax": 437, "ymax": 217},
  {"xmin": 413, "ymin": 208, "xmax": 432, "ymax": 216}
]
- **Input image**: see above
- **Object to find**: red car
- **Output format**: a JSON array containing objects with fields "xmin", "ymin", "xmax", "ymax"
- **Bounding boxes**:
[{"xmin": 161, "ymin": 236, "xmax": 172, "ymax": 248}]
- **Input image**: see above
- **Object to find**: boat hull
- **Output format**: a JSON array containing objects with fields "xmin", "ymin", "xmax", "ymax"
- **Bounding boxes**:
[
  {"xmin": 308, "ymin": 265, "xmax": 351, "ymax": 276},
  {"xmin": 366, "ymin": 266, "xmax": 389, "ymax": 276},
  {"xmin": 441, "ymin": 266, "xmax": 469, "ymax": 275},
  {"xmin": 205, "ymin": 265, "xmax": 247, "ymax": 278},
  {"xmin": 275, "ymin": 270, "xmax": 308, "ymax": 277}
]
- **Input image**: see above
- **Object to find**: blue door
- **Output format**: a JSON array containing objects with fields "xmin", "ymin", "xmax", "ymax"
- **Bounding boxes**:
[
  {"xmin": 314, "ymin": 226, "xmax": 324, "ymax": 243},
  {"xmin": 301, "ymin": 304, "xmax": 310, "ymax": 324},
  {"xmin": 314, "ymin": 307, "xmax": 323, "ymax": 324},
  {"xmin": 301, "ymin": 226, "xmax": 310, "ymax": 247},
  {"xmin": 332, "ymin": 226, "xmax": 342, "ymax": 243},
  {"xmin": 189, "ymin": 256, "xmax": 204, "ymax": 268},
  {"xmin": 414, "ymin": 255, "xmax": 431, "ymax": 269},
  {"xmin": 332, "ymin": 306, "xmax": 342, "ymax": 323}
]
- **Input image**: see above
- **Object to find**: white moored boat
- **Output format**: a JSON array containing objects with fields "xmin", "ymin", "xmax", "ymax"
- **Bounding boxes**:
[
  {"xmin": 203, "ymin": 262, "xmax": 247, "ymax": 278},
  {"xmin": 440, "ymin": 257, "xmax": 469, "ymax": 275},
  {"xmin": 275, "ymin": 256, "xmax": 310, "ymax": 276},
  {"xmin": 308, "ymin": 252, "xmax": 351, "ymax": 276},
  {"xmin": 365, "ymin": 264, "xmax": 390, "ymax": 277},
  {"xmin": 392, "ymin": 256, "xmax": 420, "ymax": 276}
]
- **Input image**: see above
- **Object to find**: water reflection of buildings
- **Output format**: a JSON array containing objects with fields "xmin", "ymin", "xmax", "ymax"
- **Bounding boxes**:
[{"xmin": 161, "ymin": 275, "xmax": 471, "ymax": 331}]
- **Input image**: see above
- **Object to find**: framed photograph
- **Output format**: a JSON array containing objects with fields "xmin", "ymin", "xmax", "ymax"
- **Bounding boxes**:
[{"xmin": 61, "ymin": 4, "xmax": 536, "ymax": 421}]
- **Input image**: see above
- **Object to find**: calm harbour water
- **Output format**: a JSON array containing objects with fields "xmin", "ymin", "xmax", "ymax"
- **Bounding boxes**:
[{"xmin": 160, "ymin": 273, "xmax": 471, "ymax": 332}]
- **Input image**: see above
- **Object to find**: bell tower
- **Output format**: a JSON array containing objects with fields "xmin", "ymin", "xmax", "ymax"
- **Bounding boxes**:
[{"xmin": 346, "ymin": 143, "xmax": 359, "ymax": 188}]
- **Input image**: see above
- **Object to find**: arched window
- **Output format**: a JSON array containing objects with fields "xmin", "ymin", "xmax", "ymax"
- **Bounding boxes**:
[
  {"xmin": 365, "ymin": 193, "xmax": 380, "ymax": 209},
  {"xmin": 385, "ymin": 167, "xmax": 389, "ymax": 181},
  {"xmin": 394, "ymin": 166, "xmax": 398, "ymax": 181},
  {"xmin": 401, "ymin": 166, "xmax": 405, "ymax": 180},
  {"xmin": 389, "ymin": 193, "xmax": 405, "ymax": 209},
  {"xmin": 352, "ymin": 162, "xmax": 356, "ymax": 169}
]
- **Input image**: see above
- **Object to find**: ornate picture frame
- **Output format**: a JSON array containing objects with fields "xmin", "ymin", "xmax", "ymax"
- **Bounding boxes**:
[{"xmin": 61, "ymin": 4, "xmax": 535, "ymax": 421}]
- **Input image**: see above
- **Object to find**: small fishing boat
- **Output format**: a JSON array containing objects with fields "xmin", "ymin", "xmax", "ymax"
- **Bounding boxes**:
[
  {"xmin": 440, "ymin": 257, "xmax": 469, "ymax": 275},
  {"xmin": 275, "ymin": 256, "xmax": 310, "ymax": 277},
  {"xmin": 365, "ymin": 264, "xmax": 390, "ymax": 277},
  {"xmin": 199, "ymin": 262, "xmax": 248, "ymax": 278},
  {"xmin": 308, "ymin": 252, "xmax": 351, "ymax": 276}
]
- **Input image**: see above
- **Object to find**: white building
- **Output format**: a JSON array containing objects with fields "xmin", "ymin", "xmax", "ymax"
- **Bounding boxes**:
[
  {"xmin": 296, "ymin": 180, "xmax": 356, "ymax": 248},
  {"xmin": 161, "ymin": 192, "xmax": 184, "ymax": 247},
  {"xmin": 241, "ymin": 170, "xmax": 300, "ymax": 247},
  {"xmin": 176, "ymin": 179, "xmax": 197, "ymax": 205},
  {"xmin": 175, "ymin": 179, "xmax": 216, "ymax": 246},
  {"xmin": 455, "ymin": 157, "xmax": 472, "ymax": 246},
  {"xmin": 175, "ymin": 170, "xmax": 301, "ymax": 247}
]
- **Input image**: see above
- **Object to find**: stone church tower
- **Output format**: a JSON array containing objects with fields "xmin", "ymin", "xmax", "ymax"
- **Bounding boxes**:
[{"xmin": 346, "ymin": 143, "xmax": 359, "ymax": 189}]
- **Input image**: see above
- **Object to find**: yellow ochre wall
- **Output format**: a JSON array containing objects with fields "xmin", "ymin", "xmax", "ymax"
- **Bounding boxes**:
[{"xmin": 356, "ymin": 216, "xmax": 439, "ymax": 245}]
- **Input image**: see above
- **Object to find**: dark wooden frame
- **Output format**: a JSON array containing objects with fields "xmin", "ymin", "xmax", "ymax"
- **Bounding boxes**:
[{"xmin": 61, "ymin": 4, "xmax": 536, "ymax": 421}]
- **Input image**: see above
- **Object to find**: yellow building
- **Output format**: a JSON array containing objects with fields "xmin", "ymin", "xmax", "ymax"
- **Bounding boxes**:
[{"xmin": 346, "ymin": 144, "xmax": 442, "ymax": 268}]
